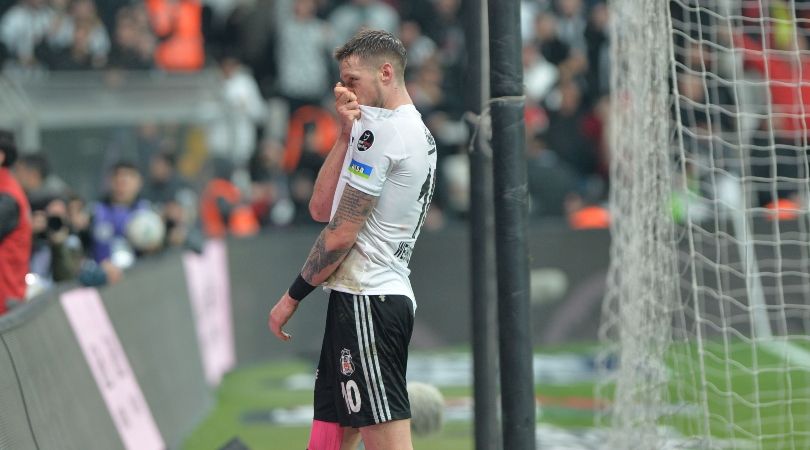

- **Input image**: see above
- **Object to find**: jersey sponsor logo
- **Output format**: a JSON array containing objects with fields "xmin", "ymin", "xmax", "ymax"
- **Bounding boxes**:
[
  {"xmin": 348, "ymin": 159, "xmax": 373, "ymax": 179},
  {"xmin": 357, "ymin": 130, "xmax": 374, "ymax": 151},
  {"xmin": 394, "ymin": 241, "xmax": 413, "ymax": 263},
  {"xmin": 340, "ymin": 348, "xmax": 355, "ymax": 376}
]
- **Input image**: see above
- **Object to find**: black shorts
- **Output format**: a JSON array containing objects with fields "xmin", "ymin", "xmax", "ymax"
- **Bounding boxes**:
[{"xmin": 313, "ymin": 291, "xmax": 414, "ymax": 428}]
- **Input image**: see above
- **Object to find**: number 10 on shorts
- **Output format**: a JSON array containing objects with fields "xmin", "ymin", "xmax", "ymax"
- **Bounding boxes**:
[{"xmin": 341, "ymin": 380, "xmax": 362, "ymax": 414}]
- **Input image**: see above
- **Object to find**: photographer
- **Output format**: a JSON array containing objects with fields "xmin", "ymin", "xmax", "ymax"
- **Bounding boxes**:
[{"xmin": 29, "ymin": 195, "xmax": 83, "ymax": 286}]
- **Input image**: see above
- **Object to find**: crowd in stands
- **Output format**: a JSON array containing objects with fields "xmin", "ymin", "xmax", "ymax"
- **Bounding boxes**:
[
  {"xmin": 0, "ymin": 0, "xmax": 618, "ymax": 311},
  {"xmin": 5, "ymin": 0, "xmax": 808, "ymax": 311},
  {"xmin": 0, "ymin": 129, "xmax": 206, "ymax": 312},
  {"xmin": 668, "ymin": 2, "xmax": 810, "ymax": 222}
]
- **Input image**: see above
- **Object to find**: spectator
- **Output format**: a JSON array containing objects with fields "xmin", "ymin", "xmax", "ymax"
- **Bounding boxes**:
[
  {"xmin": 249, "ymin": 138, "xmax": 293, "ymax": 227},
  {"xmin": 408, "ymin": 56, "xmax": 445, "ymax": 116},
  {"xmin": 328, "ymin": 0, "xmax": 398, "ymax": 51},
  {"xmin": 732, "ymin": 22, "xmax": 810, "ymax": 138},
  {"xmin": 14, "ymin": 152, "xmax": 48, "ymax": 198},
  {"xmin": 580, "ymin": 94, "xmax": 610, "ymax": 182},
  {"xmin": 0, "ymin": 0, "xmax": 53, "ymax": 67},
  {"xmin": 421, "ymin": 0, "xmax": 463, "ymax": 67},
  {"xmin": 523, "ymin": 43, "xmax": 558, "ymax": 103},
  {"xmin": 146, "ymin": 0, "xmax": 204, "ymax": 71},
  {"xmin": 162, "ymin": 194, "xmax": 198, "ymax": 248},
  {"xmin": 280, "ymin": 105, "xmax": 338, "ymax": 173},
  {"xmin": 43, "ymin": 0, "xmax": 110, "ymax": 67},
  {"xmin": 0, "ymin": 130, "xmax": 31, "ymax": 314},
  {"xmin": 28, "ymin": 195, "xmax": 83, "ymax": 285},
  {"xmin": 206, "ymin": 53, "xmax": 265, "ymax": 186},
  {"xmin": 66, "ymin": 192, "xmax": 92, "ymax": 254},
  {"xmin": 36, "ymin": 22, "xmax": 98, "ymax": 69},
  {"xmin": 399, "ymin": 20, "xmax": 436, "ymax": 76},
  {"xmin": 274, "ymin": 0, "xmax": 331, "ymax": 112},
  {"xmin": 278, "ymin": 106, "xmax": 339, "ymax": 224},
  {"xmin": 420, "ymin": 0, "xmax": 464, "ymax": 111},
  {"xmin": 545, "ymin": 81, "xmax": 597, "ymax": 177},
  {"xmin": 142, "ymin": 150, "xmax": 189, "ymax": 206},
  {"xmin": 555, "ymin": 0, "xmax": 588, "ymax": 53},
  {"xmin": 532, "ymin": 11, "xmax": 570, "ymax": 66},
  {"xmin": 200, "ymin": 157, "xmax": 258, "ymax": 237},
  {"xmin": 90, "ymin": 161, "xmax": 150, "ymax": 275},
  {"xmin": 142, "ymin": 151, "xmax": 197, "ymax": 247},
  {"xmin": 527, "ymin": 129, "xmax": 579, "ymax": 219},
  {"xmin": 14, "ymin": 152, "xmax": 67, "ymax": 200},
  {"xmin": 106, "ymin": 5, "xmax": 155, "ymax": 70}
]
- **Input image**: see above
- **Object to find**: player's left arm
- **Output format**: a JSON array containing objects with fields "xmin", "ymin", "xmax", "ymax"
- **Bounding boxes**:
[{"xmin": 269, "ymin": 185, "xmax": 378, "ymax": 341}]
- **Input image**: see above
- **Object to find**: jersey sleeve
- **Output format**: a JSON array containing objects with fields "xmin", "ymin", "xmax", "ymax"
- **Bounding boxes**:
[{"xmin": 344, "ymin": 121, "xmax": 403, "ymax": 196}]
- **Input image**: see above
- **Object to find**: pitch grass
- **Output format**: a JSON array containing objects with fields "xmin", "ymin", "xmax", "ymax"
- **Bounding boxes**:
[
  {"xmin": 182, "ymin": 351, "xmax": 599, "ymax": 450},
  {"xmin": 183, "ymin": 341, "xmax": 810, "ymax": 449},
  {"xmin": 664, "ymin": 340, "xmax": 810, "ymax": 449}
]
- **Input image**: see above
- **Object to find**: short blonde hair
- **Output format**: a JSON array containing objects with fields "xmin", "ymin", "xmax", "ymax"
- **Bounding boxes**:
[{"xmin": 334, "ymin": 29, "xmax": 407, "ymax": 81}]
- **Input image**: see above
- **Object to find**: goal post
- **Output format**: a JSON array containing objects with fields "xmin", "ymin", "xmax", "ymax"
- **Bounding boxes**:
[{"xmin": 599, "ymin": 1, "xmax": 810, "ymax": 448}]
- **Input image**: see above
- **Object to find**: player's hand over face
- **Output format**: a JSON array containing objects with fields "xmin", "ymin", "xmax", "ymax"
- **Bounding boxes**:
[
  {"xmin": 334, "ymin": 83, "xmax": 360, "ymax": 133},
  {"xmin": 269, "ymin": 294, "xmax": 300, "ymax": 341}
]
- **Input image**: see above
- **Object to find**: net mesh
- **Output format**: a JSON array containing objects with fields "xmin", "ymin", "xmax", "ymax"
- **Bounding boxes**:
[{"xmin": 599, "ymin": 0, "xmax": 810, "ymax": 448}]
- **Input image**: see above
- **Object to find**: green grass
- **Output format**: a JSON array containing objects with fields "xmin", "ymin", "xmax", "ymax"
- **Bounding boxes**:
[
  {"xmin": 181, "ymin": 360, "xmax": 479, "ymax": 450},
  {"xmin": 183, "ymin": 341, "xmax": 810, "ymax": 449},
  {"xmin": 182, "ymin": 349, "xmax": 601, "ymax": 450},
  {"xmin": 664, "ymin": 340, "xmax": 810, "ymax": 449}
]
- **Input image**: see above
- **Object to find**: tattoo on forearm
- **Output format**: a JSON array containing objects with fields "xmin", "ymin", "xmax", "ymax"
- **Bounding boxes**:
[
  {"xmin": 302, "ymin": 233, "xmax": 350, "ymax": 281},
  {"xmin": 302, "ymin": 186, "xmax": 377, "ymax": 282}
]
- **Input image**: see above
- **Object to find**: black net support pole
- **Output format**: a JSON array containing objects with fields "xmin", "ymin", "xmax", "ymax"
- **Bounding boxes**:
[
  {"xmin": 488, "ymin": 0, "xmax": 535, "ymax": 448},
  {"xmin": 462, "ymin": 0, "xmax": 501, "ymax": 449}
]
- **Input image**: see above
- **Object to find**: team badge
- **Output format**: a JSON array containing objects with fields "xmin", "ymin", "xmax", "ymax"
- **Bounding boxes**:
[
  {"xmin": 340, "ymin": 348, "xmax": 355, "ymax": 376},
  {"xmin": 357, "ymin": 130, "xmax": 374, "ymax": 151}
]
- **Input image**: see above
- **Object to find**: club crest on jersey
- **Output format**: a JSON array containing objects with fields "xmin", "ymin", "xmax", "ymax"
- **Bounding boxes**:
[
  {"xmin": 339, "ymin": 348, "xmax": 355, "ymax": 376},
  {"xmin": 348, "ymin": 159, "xmax": 372, "ymax": 179},
  {"xmin": 357, "ymin": 130, "xmax": 374, "ymax": 151}
]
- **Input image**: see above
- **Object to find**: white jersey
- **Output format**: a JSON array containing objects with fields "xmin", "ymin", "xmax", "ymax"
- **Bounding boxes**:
[{"xmin": 324, "ymin": 104, "xmax": 437, "ymax": 312}]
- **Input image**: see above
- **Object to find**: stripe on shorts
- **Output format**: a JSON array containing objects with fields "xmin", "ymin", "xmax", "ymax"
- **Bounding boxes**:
[
  {"xmin": 354, "ymin": 294, "xmax": 391, "ymax": 422},
  {"xmin": 358, "ymin": 295, "xmax": 389, "ymax": 422},
  {"xmin": 353, "ymin": 295, "xmax": 380, "ymax": 423},
  {"xmin": 363, "ymin": 295, "xmax": 392, "ymax": 421}
]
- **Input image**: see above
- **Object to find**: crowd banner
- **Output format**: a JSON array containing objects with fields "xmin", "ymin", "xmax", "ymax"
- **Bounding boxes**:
[
  {"xmin": 61, "ymin": 288, "xmax": 165, "ymax": 450},
  {"xmin": 183, "ymin": 239, "xmax": 236, "ymax": 386}
]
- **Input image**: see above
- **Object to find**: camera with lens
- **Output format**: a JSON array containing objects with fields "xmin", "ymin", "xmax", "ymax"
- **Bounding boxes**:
[{"xmin": 46, "ymin": 214, "xmax": 64, "ymax": 233}]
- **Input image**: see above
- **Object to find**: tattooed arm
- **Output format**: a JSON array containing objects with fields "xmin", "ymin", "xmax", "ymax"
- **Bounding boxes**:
[
  {"xmin": 269, "ymin": 185, "xmax": 377, "ymax": 341},
  {"xmin": 301, "ymin": 185, "xmax": 377, "ymax": 284}
]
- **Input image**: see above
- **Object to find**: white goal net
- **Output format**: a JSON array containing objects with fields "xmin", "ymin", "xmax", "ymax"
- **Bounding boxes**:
[{"xmin": 599, "ymin": 0, "xmax": 810, "ymax": 448}]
